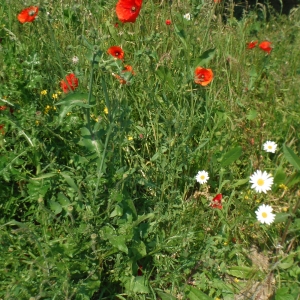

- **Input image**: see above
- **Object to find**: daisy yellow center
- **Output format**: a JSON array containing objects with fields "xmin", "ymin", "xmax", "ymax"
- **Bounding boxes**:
[
  {"xmin": 257, "ymin": 178, "xmax": 265, "ymax": 186},
  {"xmin": 262, "ymin": 212, "xmax": 268, "ymax": 218},
  {"xmin": 200, "ymin": 175, "xmax": 205, "ymax": 180},
  {"xmin": 131, "ymin": 6, "xmax": 136, "ymax": 12},
  {"xmin": 268, "ymin": 145, "xmax": 272, "ymax": 149}
]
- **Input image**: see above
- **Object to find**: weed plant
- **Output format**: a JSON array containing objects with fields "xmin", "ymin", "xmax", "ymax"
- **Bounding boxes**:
[{"xmin": 0, "ymin": 0, "xmax": 300, "ymax": 299}]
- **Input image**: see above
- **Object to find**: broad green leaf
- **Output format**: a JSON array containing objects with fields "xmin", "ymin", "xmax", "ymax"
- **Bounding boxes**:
[
  {"xmin": 275, "ymin": 287, "xmax": 294, "ymax": 300},
  {"xmin": 57, "ymin": 192, "xmax": 71, "ymax": 207},
  {"xmin": 220, "ymin": 146, "xmax": 242, "ymax": 167},
  {"xmin": 48, "ymin": 200, "xmax": 62, "ymax": 215},
  {"xmin": 196, "ymin": 48, "xmax": 216, "ymax": 67},
  {"xmin": 130, "ymin": 240, "xmax": 147, "ymax": 259},
  {"xmin": 56, "ymin": 93, "xmax": 95, "ymax": 124},
  {"xmin": 30, "ymin": 172, "xmax": 57, "ymax": 180},
  {"xmin": 185, "ymin": 286, "xmax": 213, "ymax": 300},
  {"xmin": 60, "ymin": 172, "xmax": 81, "ymax": 194},
  {"xmin": 156, "ymin": 291, "xmax": 177, "ymax": 300},
  {"xmin": 232, "ymin": 178, "xmax": 249, "ymax": 188},
  {"xmin": 278, "ymin": 257, "xmax": 294, "ymax": 269},
  {"xmin": 110, "ymin": 205, "xmax": 123, "ymax": 218},
  {"xmin": 78, "ymin": 126, "xmax": 103, "ymax": 156},
  {"xmin": 273, "ymin": 167, "xmax": 286, "ymax": 185},
  {"xmin": 123, "ymin": 276, "xmax": 150, "ymax": 294},
  {"xmin": 246, "ymin": 110, "xmax": 258, "ymax": 120},
  {"xmin": 108, "ymin": 235, "xmax": 128, "ymax": 254},
  {"xmin": 283, "ymin": 144, "xmax": 300, "ymax": 171},
  {"xmin": 274, "ymin": 212, "xmax": 290, "ymax": 223},
  {"xmin": 226, "ymin": 266, "xmax": 260, "ymax": 279}
]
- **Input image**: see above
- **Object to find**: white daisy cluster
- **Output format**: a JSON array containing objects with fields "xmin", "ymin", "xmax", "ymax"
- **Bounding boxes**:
[{"xmin": 183, "ymin": 13, "xmax": 191, "ymax": 21}]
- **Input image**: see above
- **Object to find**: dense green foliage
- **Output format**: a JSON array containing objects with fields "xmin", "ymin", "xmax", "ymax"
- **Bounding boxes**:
[{"xmin": 0, "ymin": 0, "xmax": 300, "ymax": 299}]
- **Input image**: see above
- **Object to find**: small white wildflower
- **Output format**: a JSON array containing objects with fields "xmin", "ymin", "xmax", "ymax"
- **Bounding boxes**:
[
  {"xmin": 250, "ymin": 170, "xmax": 273, "ymax": 193},
  {"xmin": 195, "ymin": 170, "xmax": 209, "ymax": 184},
  {"xmin": 183, "ymin": 13, "xmax": 191, "ymax": 20},
  {"xmin": 255, "ymin": 204, "xmax": 275, "ymax": 225},
  {"xmin": 263, "ymin": 141, "xmax": 277, "ymax": 153}
]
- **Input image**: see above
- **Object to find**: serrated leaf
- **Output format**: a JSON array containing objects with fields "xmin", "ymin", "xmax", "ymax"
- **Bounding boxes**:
[
  {"xmin": 220, "ymin": 146, "xmax": 242, "ymax": 167},
  {"xmin": 185, "ymin": 286, "xmax": 213, "ymax": 300},
  {"xmin": 108, "ymin": 235, "xmax": 128, "ymax": 254},
  {"xmin": 283, "ymin": 144, "xmax": 300, "ymax": 171},
  {"xmin": 196, "ymin": 48, "xmax": 216, "ymax": 66}
]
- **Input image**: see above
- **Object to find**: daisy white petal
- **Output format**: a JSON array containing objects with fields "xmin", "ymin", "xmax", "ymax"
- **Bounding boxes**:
[
  {"xmin": 263, "ymin": 141, "xmax": 277, "ymax": 153},
  {"xmin": 255, "ymin": 204, "xmax": 275, "ymax": 225},
  {"xmin": 250, "ymin": 170, "xmax": 273, "ymax": 193},
  {"xmin": 195, "ymin": 170, "xmax": 209, "ymax": 184}
]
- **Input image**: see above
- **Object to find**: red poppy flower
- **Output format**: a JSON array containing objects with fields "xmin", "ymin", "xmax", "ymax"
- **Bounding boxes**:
[
  {"xmin": 247, "ymin": 40, "xmax": 258, "ymax": 49},
  {"xmin": 107, "ymin": 46, "xmax": 124, "ymax": 60},
  {"xmin": 210, "ymin": 194, "xmax": 222, "ymax": 209},
  {"xmin": 17, "ymin": 6, "xmax": 39, "ymax": 23},
  {"xmin": 259, "ymin": 41, "xmax": 272, "ymax": 54},
  {"xmin": 194, "ymin": 67, "xmax": 214, "ymax": 86},
  {"xmin": 116, "ymin": 0, "xmax": 143, "ymax": 23},
  {"xmin": 0, "ymin": 106, "xmax": 7, "ymax": 111},
  {"xmin": 60, "ymin": 73, "xmax": 79, "ymax": 93},
  {"xmin": 166, "ymin": 19, "xmax": 171, "ymax": 25}
]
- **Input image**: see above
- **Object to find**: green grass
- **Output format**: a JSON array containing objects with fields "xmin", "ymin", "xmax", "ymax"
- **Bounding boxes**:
[{"xmin": 0, "ymin": 0, "xmax": 300, "ymax": 299}]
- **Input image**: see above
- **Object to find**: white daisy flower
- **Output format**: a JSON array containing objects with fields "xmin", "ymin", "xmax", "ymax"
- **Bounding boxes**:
[
  {"xmin": 255, "ymin": 204, "xmax": 275, "ymax": 225},
  {"xmin": 263, "ymin": 141, "xmax": 277, "ymax": 153},
  {"xmin": 250, "ymin": 170, "xmax": 273, "ymax": 193},
  {"xmin": 195, "ymin": 170, "xmax": 209, "ymax": 184},
  {"xmin": 183, "ymin": 13, "xmax": 191, "ymax": 20}
]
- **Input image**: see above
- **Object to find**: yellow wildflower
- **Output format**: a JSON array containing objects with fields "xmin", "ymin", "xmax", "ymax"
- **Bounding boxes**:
[
  {"xmin": 52, "ymin": 93, "xmax": 58, "ymax": 100},
  {"xmin": 279, "ymin": 184, "xmax": 288, "ymax": 190},
  {"xmin": 104, "ymin": 107, "xmax": 108, "ymax": 114},
  {"xmin": 40, "ymin": 90, "xmax": 47, "ymax": 96},
  {"xmin": 128, "ymin": 136, "xmax": 133, "ymax": 141},
  {"xmin": 234, "ymin": 278, "xmax": 239, "ymax": 283}
]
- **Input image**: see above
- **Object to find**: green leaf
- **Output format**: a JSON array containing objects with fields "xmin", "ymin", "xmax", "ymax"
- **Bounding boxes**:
[
  {"xmin": 275, "ymin": 287, "xmax": 294, "ymax": 300},
  {"xmin": 274, "ymin": 212, "xmax": 290, "ymax": 224},
  {"xmin": 220, "ymin": 146, "xmax": 242, "ymax": 167},
  {"xmin": 108, "ymin": 235, "xmax": 128, "ymax": 254},
  {"xmin": 246, "ymin": 109, "xmax": 258, "ymax": 120},
  {"xmin": 56, "ymin": 93, "xmax": 95, "ymax": 124},
  {"xmin": 123, "ymin": 276, "xmax": 150, "ymax": 294},
  {"xmin": 185, "ymin": 286, "xmax": 213, "ymax": 300},
  {"xmin": 278, "ymin": 257, "xmax": 294, "ymax": 269},
  {"xmin": 48, "ymin": 200, "xmax": 62, "ymax": 215},
  {"xmin": 283, "ymin": 144, "xmax": 300, "ymax": 171},
  {"xmin": 156, "ymin": 291, "xmax": 177, "ymax": 300},
  {"xmin": 78, "ymin": 126, "xmax": 103, "ymax": 156},
  {"xmin": 30, "ymin": 172, "xmax": 57, "ymax": 180},
  {"xmin": 226, "ymin": 266, "xmax": 261, "ymax": 279},
  {"xmin": 273, "ymin": 167, "xmax": 286, "ymax": 185},
  {"xmin": 196, "ymin": 48, "xmax": 216, "ymax": 67},
  {"xmin": 60, "ymin": 172, "xmax": 82, "ymax": 198},
  {"xmin": 232, "ymin": 178, "xmax": 249, "ymax": 188},
  {"xmin": 130, "ymin": 240, "xmax": 147, "ymax": 259}
]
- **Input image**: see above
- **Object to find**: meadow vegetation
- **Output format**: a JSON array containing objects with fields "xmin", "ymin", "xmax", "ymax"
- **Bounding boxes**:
[{"xmin": 0, "ymin": 0, "xmax": 300, "ymax": 299}]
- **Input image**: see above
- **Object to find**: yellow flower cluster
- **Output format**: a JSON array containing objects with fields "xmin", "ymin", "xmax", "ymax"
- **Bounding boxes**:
[
  {"xmin": 44, "ymin": 105, "xmax": 57, "ymax": 114},
  {"xmin": 40, "ymin": 90, "xmax": 47, "ymax": 96}
]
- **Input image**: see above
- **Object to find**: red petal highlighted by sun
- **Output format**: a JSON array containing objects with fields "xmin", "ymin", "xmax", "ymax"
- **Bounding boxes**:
[
  {"xmin": 18, "ymin": 6, "xmax": 39, "ymax": 23},
  {"xmin": 116, "ymin": 0, "xmax": 143, "ymax": 23}
]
